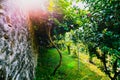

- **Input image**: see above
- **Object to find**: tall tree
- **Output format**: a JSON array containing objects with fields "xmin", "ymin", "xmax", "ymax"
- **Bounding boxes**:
[
  {"xmin": 0, "ymin": 0, "xmax": 39, "ymax": 79},
  {"xmin": 82, "ymin": 0, "xmax": 120, "ymax": 79}
]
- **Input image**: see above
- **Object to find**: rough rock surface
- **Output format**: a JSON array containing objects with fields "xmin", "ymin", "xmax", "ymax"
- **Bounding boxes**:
[{"xmin": 0, "ymin": 0, "xmax": 35, "ymax": 80}]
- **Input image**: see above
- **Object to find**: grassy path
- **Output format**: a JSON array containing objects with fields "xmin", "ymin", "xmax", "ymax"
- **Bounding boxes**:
[{"xmin": 35, "ymin": 48, "xmax": 109, "ymax": 80}]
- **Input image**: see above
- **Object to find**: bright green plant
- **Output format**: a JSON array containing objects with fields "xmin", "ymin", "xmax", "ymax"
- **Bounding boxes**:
[{"xmin": 81, "ymin": 0, "xmax": 120, "ymax": 79}]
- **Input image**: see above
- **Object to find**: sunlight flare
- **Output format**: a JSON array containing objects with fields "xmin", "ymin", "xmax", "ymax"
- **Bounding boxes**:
[{"xmin": 17, "ymin": 0, "xmax": 49, "ymax": 11}]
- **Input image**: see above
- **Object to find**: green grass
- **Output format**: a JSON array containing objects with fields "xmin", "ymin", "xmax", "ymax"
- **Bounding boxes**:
[{"xmin": 35, "ymin": 48, "xmax": 109, "ymax": 80}]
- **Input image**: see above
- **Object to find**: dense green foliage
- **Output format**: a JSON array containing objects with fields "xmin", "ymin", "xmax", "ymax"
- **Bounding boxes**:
[
  {"xmin": 48, "ymin": 0, "xmax": 120, "ymax": 79},
  {"xmin": 35, "ymin": 0, "xmax": 120, "ymax": 79},
  {"xmin": 82, "ymin": 0, "xmax": 120, "ymax": 79}
]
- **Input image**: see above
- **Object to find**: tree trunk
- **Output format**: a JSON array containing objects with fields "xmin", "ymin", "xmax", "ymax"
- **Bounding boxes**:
[
  {"xmin": 46, "ymin": 25, "xmax": 62, "ymax": 76},
  {"xmin": 0, "ymin": 0, "xmax": 36, "ymax": 80},
  {"xmin": 67, "ymin": 45, "xmax": 71, "ymax": 55}
]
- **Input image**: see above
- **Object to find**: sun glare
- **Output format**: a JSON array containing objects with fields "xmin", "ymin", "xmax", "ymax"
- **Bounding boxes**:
[
  {"xmin": 17, "ymin": 0, "xmax": 49, "ymax": 11},
  {"xmin": 72, "ymin": 1, "xmax": 88, "ymax": 10}
]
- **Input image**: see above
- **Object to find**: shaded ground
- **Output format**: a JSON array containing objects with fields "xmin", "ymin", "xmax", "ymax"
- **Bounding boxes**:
[{"xmin": 35, "ymin": 48, "xmax": 109, "ymax": 80}]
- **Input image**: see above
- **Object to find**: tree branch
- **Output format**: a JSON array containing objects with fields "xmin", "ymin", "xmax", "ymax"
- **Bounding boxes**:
[{"xmin": 47, "ymin": 25, "xmax": 62, "ymax": 76}]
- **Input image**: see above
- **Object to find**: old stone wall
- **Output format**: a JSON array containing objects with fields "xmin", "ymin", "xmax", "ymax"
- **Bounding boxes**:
[{"xmin": 0, "ymin": 0, "xmax": 35, "ymax": 80}]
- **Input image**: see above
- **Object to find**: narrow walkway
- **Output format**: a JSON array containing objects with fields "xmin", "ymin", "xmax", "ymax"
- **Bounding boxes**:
[{"xmin": 36, "ymin": 48, "xmax": 110, "ymax": 80}]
